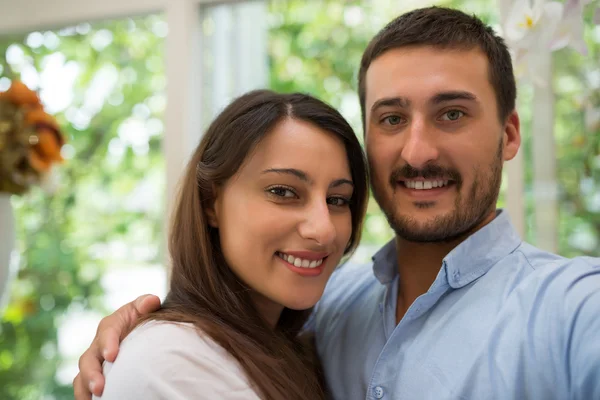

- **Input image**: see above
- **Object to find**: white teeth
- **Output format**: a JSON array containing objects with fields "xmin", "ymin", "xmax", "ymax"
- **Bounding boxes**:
[
  {"xmin": 276, "ymin": 252, "xmax": 325, "ymax": 269},
  {"xmin": 404, "ymin": 180, "xmax": 449, "ymax": 190}
]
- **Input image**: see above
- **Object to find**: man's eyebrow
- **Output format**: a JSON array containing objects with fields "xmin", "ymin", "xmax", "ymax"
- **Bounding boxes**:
[
  {"xmin": 371, "ymin": 97, "xmax": 411, "ymax": 113},
  {"xmin": 429, "ymin": 91, "xmax": 478, "ymax": 105}
]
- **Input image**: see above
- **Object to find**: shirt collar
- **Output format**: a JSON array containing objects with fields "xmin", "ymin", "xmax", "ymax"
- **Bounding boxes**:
[
  {"xmin": 371, "ymin": 210, "xmax": 522, "ymax": 287},
  {"xmin": 372, "ymin": 239, "xmax": 397, "ymax": 284}
]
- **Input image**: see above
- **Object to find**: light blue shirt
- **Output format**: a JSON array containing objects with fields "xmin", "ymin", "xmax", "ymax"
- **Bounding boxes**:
[{"xmin": 314, "ymin": 210, "xmax": 600, "ymax": 400}]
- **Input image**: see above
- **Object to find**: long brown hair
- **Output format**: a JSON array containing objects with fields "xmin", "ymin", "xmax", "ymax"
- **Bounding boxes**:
[{"xmin": 141, "ymin": 90, "xmax": 368, "ymax": 399}]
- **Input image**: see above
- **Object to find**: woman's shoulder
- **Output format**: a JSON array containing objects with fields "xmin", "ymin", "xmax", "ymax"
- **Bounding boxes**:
[
  {"xmin": 120, "ymin": 320, "xmax": 233, "ymax": 360},
  {"xmin": 107, "ymin": 320, "xmax": 246, "ymax": 372},
  {"xmin": 97, "ymin": 320, "xmax": 260, "ymax": 399}
]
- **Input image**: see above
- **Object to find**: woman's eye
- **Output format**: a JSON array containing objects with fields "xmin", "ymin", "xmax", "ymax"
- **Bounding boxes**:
[
  {"xmin": 327, "ymin": 196, "xmax": 350, "ymax": 207},
  {"xmin": 268, "ymin": 187, "xmax": 296, "ymax": 198},
  {"xmin": 441, "ymin": 110, "xmax": 464, "ymax": 121}
]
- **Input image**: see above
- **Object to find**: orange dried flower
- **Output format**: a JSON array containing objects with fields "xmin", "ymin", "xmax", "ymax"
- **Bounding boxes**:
[
  {"xmin": 25, "ymin": 109, "xmax": 61, "ymax": 133},
  {"xmin": 28, "ymin": 149, "xmax": 52, "ymax": 172},
  {"xmin": 34, "ymin": 128, "xmax": 64, "ymax": 162},
  {"xmin": 0, "ymin": 80, "xmax": 66, "ymax": 195},
  {"xmin": 0, "ymin": 80, "xmax": 41, "ymax": 107}
]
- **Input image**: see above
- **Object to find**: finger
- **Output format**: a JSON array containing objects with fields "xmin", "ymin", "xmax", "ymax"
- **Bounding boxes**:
[
  {"xmin": 96, "ymin": 324, "xmax": 122, "ymax": 363},
  {"xmin": 78, "ymin": 345, "xmax": 107, "ymax": 396},
  {"xmin": 75, "ymin": 294, "xmax": 162, "ymax": 398},
  {"xmin": 133, "ymin": 294, "xmax": 162, "ymax": 315},
  {"xmin": 73, "ymin": 373, "xmax": 92, "ymax": 400},
  {"xmin": 94, "ymin": 295, "xmax": 160, "ymax": 362}
]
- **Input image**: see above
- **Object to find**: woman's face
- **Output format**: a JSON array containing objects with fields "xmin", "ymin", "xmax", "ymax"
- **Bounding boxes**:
[{"xmin": 209, "ymin": 117, "xmax": 354, "ymax": 324}]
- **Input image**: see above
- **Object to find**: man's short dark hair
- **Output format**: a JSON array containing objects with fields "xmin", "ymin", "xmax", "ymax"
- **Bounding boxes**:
[{"xmin": 358, "ymin": 6, "xmax": 516, "ymax": 131}]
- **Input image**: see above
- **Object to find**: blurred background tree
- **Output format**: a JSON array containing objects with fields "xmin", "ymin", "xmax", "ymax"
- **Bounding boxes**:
[
  {"xmin": 0, "ymin": 16, "xmax": 166, "ymax": 399},
  {"xmin": 0, "ymin": 0, "xmax": 598, "ymax": 398},
  {"xmin": 553, "ymin": 3, "xmax": 600, "ymax": 257}
]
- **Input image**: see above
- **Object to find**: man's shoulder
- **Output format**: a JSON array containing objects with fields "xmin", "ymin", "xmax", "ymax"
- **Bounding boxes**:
[
  {"xmin": 508, "ymin": 244, "xmax": 600, "ymax": 313},
  {"xmin": 515, "ymin": 242, "xmax": 600, "ymax": 281},
  {"xmin": 539, "ymin": 255, "xmax": 600, "ymax": 305}
]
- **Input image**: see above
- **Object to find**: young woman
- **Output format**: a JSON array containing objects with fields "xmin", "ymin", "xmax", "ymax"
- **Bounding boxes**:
[{"xmin": 94, "ymin": 90, "xmax": 368, "ymax": 400}]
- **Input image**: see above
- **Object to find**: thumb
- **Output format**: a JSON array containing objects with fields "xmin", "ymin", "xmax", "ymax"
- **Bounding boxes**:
[{"xmin": 133, "ymin": 294, "xmax": 162, "ymax": 316}]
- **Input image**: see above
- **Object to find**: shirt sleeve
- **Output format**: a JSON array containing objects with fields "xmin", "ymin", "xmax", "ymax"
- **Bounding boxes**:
[
  {"xmin": 93, "ymin": 321, "xmax": 261, "ymax": 400},
  {"xmin": 563, "ymin": 260, "xmax": 600, "ymax": 400},
  {"xmin": 452, "ymin": 257, "xmax": 600, "ymax": 400}
]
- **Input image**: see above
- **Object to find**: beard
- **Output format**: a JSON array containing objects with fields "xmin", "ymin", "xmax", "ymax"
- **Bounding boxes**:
[{"xmin": 370, "ymin": 139, "xmax": 503, "ymax": 243}]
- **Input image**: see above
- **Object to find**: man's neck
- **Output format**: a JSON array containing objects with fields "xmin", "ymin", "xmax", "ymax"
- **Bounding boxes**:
[
  {"xmin": 394, "ymin": 238, "xmax": 459, "ymax": 323},
  {"xmin": 394, "ymin": 209, "xmax": 498, "ymax": 323}
]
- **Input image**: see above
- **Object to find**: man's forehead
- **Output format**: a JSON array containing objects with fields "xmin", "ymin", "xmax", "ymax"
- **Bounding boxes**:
[
  {"xmin": 364, "ymin": 46, "xmax": 490, "ymax": 106},
  {"xmin": 367, "ymin": 45, "xmax": 488, "ymax": 73}
]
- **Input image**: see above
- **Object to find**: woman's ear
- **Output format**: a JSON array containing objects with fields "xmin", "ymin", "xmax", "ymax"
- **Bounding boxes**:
[{"xmin": 204, "ymin": 185, "xmax": 220, "ymax": 228}]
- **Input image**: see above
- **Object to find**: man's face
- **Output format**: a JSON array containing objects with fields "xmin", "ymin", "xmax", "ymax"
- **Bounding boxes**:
[{"xmin": 364, "ymin": 46, "xmax": 520, "ymax": 243}]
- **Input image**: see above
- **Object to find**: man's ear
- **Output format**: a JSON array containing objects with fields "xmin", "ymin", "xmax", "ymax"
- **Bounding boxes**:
[{"xmin": 503, "ymin": 110, "xmax": 521, "ymax": 161}]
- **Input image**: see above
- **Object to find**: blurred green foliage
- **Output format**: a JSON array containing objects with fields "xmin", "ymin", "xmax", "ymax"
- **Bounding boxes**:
[{"xmin": 0, "ymin": 16, "xmax": 166, "ymax": 399}]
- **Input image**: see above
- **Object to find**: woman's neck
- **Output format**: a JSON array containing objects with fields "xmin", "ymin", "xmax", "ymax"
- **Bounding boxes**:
[{"xmin": 251, "ymin": 292, "xmax": 285, "ymax": 329}]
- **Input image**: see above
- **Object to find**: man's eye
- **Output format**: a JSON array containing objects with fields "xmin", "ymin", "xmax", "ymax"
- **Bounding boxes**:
[
  {"xmin": 382, "ymin": 115, "xmax": 403, "ymax": 125},
  {"xmin": 441, "ymin": 110, "xmax": 464, "ymax": 121}
]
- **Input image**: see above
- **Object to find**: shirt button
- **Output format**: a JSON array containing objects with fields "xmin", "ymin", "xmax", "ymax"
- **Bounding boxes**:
[{"xmin": 374, "ymin": 386, "xmax": 384, "ymax": 398}]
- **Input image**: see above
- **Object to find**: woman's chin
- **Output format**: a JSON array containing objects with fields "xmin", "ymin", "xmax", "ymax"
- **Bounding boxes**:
[{"xmin": 281, "ymin": 294, "xmax": 322, "ymax": 311}]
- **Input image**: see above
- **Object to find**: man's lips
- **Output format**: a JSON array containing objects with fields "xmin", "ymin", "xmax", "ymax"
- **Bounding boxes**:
[
  {"xmin": 397, "ymin": 178, "xmax": 453, "ymax": 190},
  {"xmin": 394, "ymin": 178, "xmax": 457, "ymax": 199}
]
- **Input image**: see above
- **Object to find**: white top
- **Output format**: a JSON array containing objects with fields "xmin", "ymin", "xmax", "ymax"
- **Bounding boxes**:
[{"xmin": 94, "ymin": 321, "xmax": 262, "ymax": 400}]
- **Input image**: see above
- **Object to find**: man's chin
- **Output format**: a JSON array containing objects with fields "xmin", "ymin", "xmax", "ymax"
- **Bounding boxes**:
[
  {"xmin": 393, "ymin": 227, "xmax": 459, "ymax": 243},
  {"xmin": 389, "ymin": 212, "xmax": 460, "ymax": 243},
  {"xmin": 394, "ymin": 208, "xmax": 452, "ymax": 224}
]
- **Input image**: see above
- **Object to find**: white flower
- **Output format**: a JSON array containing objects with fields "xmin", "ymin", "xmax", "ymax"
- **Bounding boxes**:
[
  {"xmin": 499, "ymin": 0, "xmax": 563, "ymax": 83},
  {"xmin": 550, "ymin": 0, "xmax": 589, "ymax": 54},
  {"xmin": 502, "ymin": 0, "xmax": 563, "ymax": 47},
  {"xmin": 498, "ymin": 0, "xmax": 590, "ymax": 84}
]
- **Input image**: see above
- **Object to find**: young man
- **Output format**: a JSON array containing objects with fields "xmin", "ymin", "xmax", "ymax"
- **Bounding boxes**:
[{"xmin": 74, "ymin": 7, "xmax": 600, "ymax": 400}]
